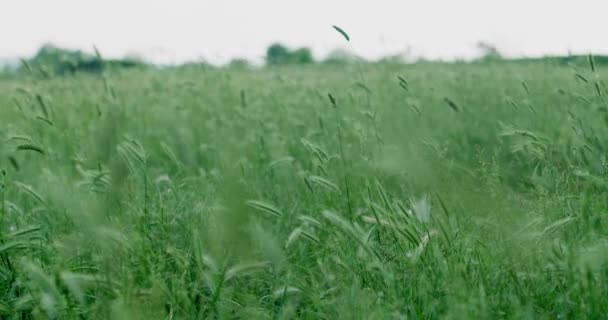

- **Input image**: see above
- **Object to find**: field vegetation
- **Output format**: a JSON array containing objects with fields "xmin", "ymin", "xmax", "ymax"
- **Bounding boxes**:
[{"xmin": 1, "ymin": 45, "xmax": 608, "ymax": 318}]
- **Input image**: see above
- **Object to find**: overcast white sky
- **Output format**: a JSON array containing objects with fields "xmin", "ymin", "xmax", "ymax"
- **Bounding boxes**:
[{"xmin": 1, "ymin": 0, "xmax": 607, "ymax": 64}]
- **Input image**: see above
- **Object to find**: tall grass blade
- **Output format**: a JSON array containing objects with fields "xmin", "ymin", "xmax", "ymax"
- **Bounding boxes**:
[{"xmin": 332, "ymin": 25, "xmax": 350, "ymax": 41}]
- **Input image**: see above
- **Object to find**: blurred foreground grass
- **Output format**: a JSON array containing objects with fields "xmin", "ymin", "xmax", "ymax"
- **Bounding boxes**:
[{"xmin": 1, "ymin": 61, "xmax": 608, "ymax": 319}]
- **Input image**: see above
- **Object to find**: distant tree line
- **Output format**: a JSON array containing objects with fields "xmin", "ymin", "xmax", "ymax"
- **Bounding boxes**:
[
  {"xmin": 19, "ymin": 44, "xmax": 146, "ymax": 76},
  {"xmin": 6, "ymin": 42, "xmax": 608, "ymax": 77}
]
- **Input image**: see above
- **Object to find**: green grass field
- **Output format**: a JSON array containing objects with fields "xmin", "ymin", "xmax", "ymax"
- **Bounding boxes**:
[{"xmin": 1, "ymin": 60, "xmax": 608, "ymax": 319}]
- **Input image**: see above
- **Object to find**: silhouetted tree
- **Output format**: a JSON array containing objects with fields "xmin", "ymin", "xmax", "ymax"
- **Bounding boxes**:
[
  {"xmin": 266, "ymin": 43, "xmax": 290, "ymax": 65},
  {"xmin": 477, "ymin": 42, "xmax": 502, "ymax": 61},
  {"xmin": 265, "ymin": 43, "xmax": 314, "ymax": 65},
  {"xmin": 291, "ymin": 48, "xmax": 313, "ymax": 64}
]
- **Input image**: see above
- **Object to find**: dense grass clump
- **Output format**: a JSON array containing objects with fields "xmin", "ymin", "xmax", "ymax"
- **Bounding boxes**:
[{"xmin": 1, "ymin": 60, "xmax": 608, "ymax": 319}]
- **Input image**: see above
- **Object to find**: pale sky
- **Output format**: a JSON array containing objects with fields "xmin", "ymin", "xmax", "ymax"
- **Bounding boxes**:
[{"xmin": 1, "ymin": 0, "xmax": 607, "ymax": 64}]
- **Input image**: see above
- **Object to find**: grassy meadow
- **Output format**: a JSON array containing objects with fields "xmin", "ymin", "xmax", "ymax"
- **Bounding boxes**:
[{"xmin": 1, "ymin": 59, "xmax": 608, "ymax": 319}]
